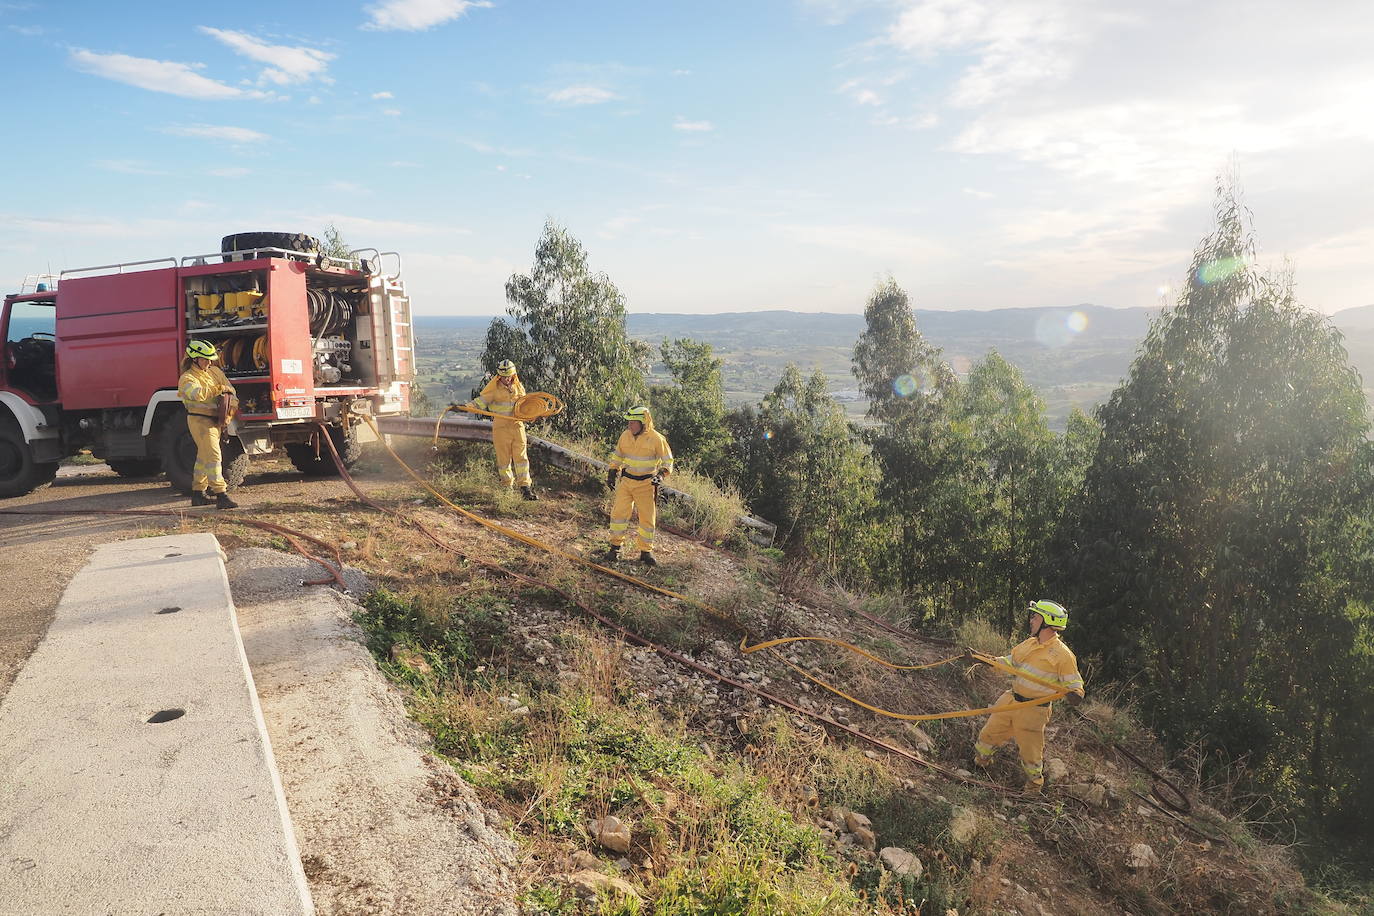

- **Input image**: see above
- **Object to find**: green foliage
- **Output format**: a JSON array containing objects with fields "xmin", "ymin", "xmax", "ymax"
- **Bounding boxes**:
[
  {"xmin": 852, "ymin": 276, "xmax": 956, "ymax": 426},
  {"xmin": 1052, "ymin": 177, "xmax": 1374, "ymax": 850},
  {"xmin": 485, "ymin": 220, "xmax": 650, "ymax": 439},
  {"xmin": 656, "ymin": 469, "xmax": 749, "ymax": 542},
  {"xmin": 725, "ymin": 366, "xmax": 879, "ymax": 581},
  {"xmin": 649, "ymin": 338, "xmax": 732, "ymax": 477},
  {"xmin": 320, "ymin": 222, "xmax": 353, "ymax": 260}
]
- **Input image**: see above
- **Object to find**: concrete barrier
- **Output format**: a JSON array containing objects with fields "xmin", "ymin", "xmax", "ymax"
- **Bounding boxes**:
[{"xmin": 0, "ymin": 533, "xmax": 312, "ymax": 915}]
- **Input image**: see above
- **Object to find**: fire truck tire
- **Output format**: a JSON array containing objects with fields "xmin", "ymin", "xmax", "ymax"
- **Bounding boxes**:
[
  {"xmin": 107, "ymin": 458, "xmax": 163, "ymax": 479},
  {"xmin": 221, "ymin": 232, "xmax": 322, "ymax": 257},
  {"xmin": 0, "ymin": 422, "xmax": 58, "ymax": 498},
  {"xmin": 160, "ymin": 416, "xmax": 250, "ymax": 493},
  {"xmin": 221, "ymin": 438, "xmax": 250, "ymax": 490},
  {"xmin": 285, "ymin": 427, "xmax": 361, "ymax": 476}
]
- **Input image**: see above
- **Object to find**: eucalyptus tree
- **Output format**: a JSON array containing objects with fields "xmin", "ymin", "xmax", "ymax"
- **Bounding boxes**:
[
  {"xmin": 850, "ymin": 278, "xmax": 965, "ymax": 607},
  {"xmin": 1053, "ymin": 180, "xmax": 1374, "ymax": 829},
  {"xmin": 728, "ymin": 365, "xmax": 879, "ymax": 579},
  {"xmin": 648, "ymin": 338, "xmax": 731, "ymax": 476},
  {"xmin": 483, "ymin": 220, "xmax": 649, "ymax": 439},
  {"xmin": 954, "ymin": 351, "xmax": 1061, "ymax": 631}
]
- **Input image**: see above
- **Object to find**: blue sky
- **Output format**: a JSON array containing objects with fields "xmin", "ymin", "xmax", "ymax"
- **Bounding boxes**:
[{"xmin": 4, "ymin": 0, "xmax": 1374, "ymax": 316}]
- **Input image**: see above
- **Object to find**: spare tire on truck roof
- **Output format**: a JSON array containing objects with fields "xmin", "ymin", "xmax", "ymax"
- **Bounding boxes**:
[{"xmin": 221, "ymin": 232, "xmax": 323, "ymax": 261}]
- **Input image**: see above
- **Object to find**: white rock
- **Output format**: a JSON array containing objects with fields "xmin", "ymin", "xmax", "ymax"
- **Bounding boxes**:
[
  {"xmin": 879, "ymin": 846, "xmax": 923, "ymax": 878},
  {"xmin": 1045, "ymin": 758, "xmax": 1069, "ymax": 783},
  {"xmin": 1126, "ymin": 843, "xmax": 1158, "ymax": 870},
  {"xmin": 949, "ymin": 806, "xmax": 979, "ymax": 845},
  {"xmin": 1066, "ymin": 783, "xmax": 1108, "ymax": 808}
]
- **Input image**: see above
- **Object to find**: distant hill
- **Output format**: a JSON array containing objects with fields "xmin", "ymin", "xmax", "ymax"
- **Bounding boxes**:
[
  {"xmin": 1332, "ymin": 304, "xmax": 1374, "ymax": 331},
  {"xmin": 415, "ymin": 304, "xmax": 1374, "ymax": 430}
]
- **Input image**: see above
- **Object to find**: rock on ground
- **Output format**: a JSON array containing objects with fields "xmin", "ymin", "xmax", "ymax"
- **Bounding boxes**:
[{"xmin": 228, "ymin": 548, "xmax": 519, "ymax": 916}]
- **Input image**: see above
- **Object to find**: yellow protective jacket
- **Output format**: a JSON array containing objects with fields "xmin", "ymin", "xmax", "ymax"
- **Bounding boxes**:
[
  {"xmin": 996, "ymin": 634, "xmax": 1085, "ymax": 700},
  {"xmin": 178, "ymin": 365, "xmax": 237, "ymax": 418},
  {"xmin": 609, "ymin": 409, "xmax": 673, "ymax": 480},
  {"xmin": 471, "ymin": 376, "xmax": 527, "ymax": 427}
]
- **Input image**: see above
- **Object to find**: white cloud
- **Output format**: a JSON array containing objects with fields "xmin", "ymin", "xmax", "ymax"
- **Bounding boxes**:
[
  {"xmin": 853, "ymin": 89, "xmax": 881, "ymax": 106},
  {"xmin": 673, "ymin": 116, "xmax": 714, "ymax": 132},
  {"xmin": 94, "ymin": 160, "xmax": 166, "ymax": 175},
  {"xmin": 887, "ymin": 0, "xmax": 1105, "ymax": 108},
  {"xmin": 382, "ymin": 108, "xmax": 401, "ymax": 116},
  {"xmin": 962, "ymin": 187, "xmax": 994, "ymax": 200},
  {"xmin": 209, "ymin": 167, "xmax": 251, "ymax": 178},
  {"xmin": 362, "ymin": 0, "xmax": 491, "ymax": 31},
  {"xmin": 389, "ymin": 160, "xmax": 421, "ymax": 168},
  {"xmin": 199, "ymin": 27, "xmax": 334, "ymax": 85},
  {"xmin": 8, "ymin": 24, "xmax": 41, "ymax": 36},
  {"xmin": 598, "ymin": 214, "xmax": 642, "ymax": 239},
  {"xmin": 164, "ymin": 124, "xmax": 268, "ymax": 143},
  {"xmin": 69, "ymin": 49, "xmax": 267, "ymax": 100},
  {"xmin": 673, "ymin": 69, "xmax": 692, "ymax": 76},
  {"xmin": 372, "ymin": 90, "xmax": 394, "ymax": 99},
  {"xmin": 547, "ymin": 85, "xmax": 619, "ymax": 106},
  {"xmin": 774, "ymin": 222, "xmax": 951, "ymax": 262}
]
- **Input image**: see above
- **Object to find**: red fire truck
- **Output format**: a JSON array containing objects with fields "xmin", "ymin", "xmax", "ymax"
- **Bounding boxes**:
[{"xmin": 0, "ymin": 231, "xmax": 414, "ymax": 497}]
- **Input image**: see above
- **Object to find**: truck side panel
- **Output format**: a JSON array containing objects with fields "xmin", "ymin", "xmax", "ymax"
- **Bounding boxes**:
[
  {"xmin": 265, "ymin": 262, "xmax": 314, "ymax": 416},
  {"xmin": 56, "ymin": 270, "xmax": 180, "ymax": 410}
]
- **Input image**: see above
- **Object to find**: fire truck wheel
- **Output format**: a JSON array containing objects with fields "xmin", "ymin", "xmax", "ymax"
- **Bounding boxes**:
[
  {"xmin": 160, "ymin": 418, "xmax": 250, "ymax": 493},
  {"xmin": 0, "ymin": 422, "xmax": 58, "ymax": 498},
  {"xmin": 159, "ymin": 416, "xmax": 198, "ymax": 493},
  {"xmin": 221, "ymin": 232, "xmax": 322, "ymax": 259},
  {"xmin": 107, "ymin": 458, "xmax": 163, "ymax": 479},
  {"xmin": 221, "ymin": 438, "xmax": 249, "ymax": 490},
  {"xmin": 285, "ymin": 427, "xmax": 361, "ymax": 476}
]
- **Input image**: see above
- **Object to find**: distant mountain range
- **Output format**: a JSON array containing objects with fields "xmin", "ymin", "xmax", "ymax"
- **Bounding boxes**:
[{"xmin": 415, "ymin": 304, "xmax": 1374, "ymax": 429}]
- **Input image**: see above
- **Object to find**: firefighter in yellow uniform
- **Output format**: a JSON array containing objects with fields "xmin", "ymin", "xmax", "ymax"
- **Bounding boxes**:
[
  {"xmin": 601, "ymin": 406, "xmax": 673, "ymax": 567},
  {"xmin": 971, "ymin": 599, "xmax": 1085, "ymax": 793},
  {"xmin": 468, "ymin": 359, "xmax": 537, "ymax": 500},
  {"xmin": 177, "ymin": 339, "xmax": 239, "ymax": 509}
]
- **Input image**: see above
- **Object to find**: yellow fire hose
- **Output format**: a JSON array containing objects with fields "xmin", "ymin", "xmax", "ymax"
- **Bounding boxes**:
[
  {"xmin": 434, "ymin": 392, "xmax": 565, "ymax": 442},
  {"xmin": 363, "ymin": 414, "xmax": 1070, "ymax": 723}
]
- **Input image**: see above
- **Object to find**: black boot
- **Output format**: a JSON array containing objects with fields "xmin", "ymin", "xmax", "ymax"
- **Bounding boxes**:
[
  {"xmin": 215, "ymin": 492, "xmax": 239, "ymax": 510},
  {"xmin": 599, "ymin": 545, "xmax": 621, "ymax": 563},
  {"xmin": 521, "ymin": 486, "xmax": 539, "ymax": 501},
  {"xmin": 191, "ymin": 491, "xmax": 212, "ymax": 507},
  {"xmin": 639, "ymin": 551, "xmax": 657, "ymax": 567}
]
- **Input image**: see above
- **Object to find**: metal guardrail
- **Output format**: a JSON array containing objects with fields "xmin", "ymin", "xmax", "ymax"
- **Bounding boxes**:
[{"xmin": 376, "ymin": 415, "xmax": 777, "ymax": 546}]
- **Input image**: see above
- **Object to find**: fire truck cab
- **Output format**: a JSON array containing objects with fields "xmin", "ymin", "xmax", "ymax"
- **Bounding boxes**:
[{"xmin": 0, "ymin": 231, "xmax": 414, "ymax": 497}]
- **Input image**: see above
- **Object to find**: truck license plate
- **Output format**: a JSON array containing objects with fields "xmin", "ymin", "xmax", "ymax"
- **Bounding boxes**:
[{"xmin": 276, "ymin": 406, "xmax": 316, "ymax": 419}]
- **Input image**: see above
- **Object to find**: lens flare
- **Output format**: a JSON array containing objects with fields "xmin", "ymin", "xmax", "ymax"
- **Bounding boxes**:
[
  {"xmin": 1034, "ymin": 310, "xmax": 1088, "ymax": 348},
  {"xmin": 763, "ymin": 430, "xmax": 773, "ymax": 440},
  {"xmin": 892, "ymin": 374, "xmax": 919, "ymax": 397},
  {"xmin": 1197, "ymin": 256, "xmax": 1244, "ymax": 285}
]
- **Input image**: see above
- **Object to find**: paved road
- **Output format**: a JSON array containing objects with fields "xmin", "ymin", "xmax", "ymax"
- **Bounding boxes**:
[{"xmin": 0, "ymin": 462, "xmax": 355, "ymax": 704}]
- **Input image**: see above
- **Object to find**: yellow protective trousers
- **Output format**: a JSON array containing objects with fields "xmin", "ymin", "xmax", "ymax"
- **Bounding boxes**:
[
  {"xmin": 974, "ymin": 690, "xmax": 1053, "ymax": 785},
  {"xmin": 608, "ymin": 475, "xmax": 657, "ymax": 552},
  {"xmin": 492, "ymin": 420, "xmax": 531, "ymax": 487},
  {"xmin": 187, "ymin": 414, "xmax": 227, "ymax": 494}
]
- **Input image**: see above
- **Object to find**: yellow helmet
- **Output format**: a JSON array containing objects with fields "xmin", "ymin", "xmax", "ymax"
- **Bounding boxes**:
[
  {"xmin": 496, "ymin": 359, "xmax": 517, "ymax": 377},
  {"xmin": 186, "ymin": 339, "xmax": 218, "ymax": 360},
  {"xmin": 623, "ymin": 405, "xmax": 650, "ymax": 422},
  {"xmin": 1028, "ymin": 599, "xmax": 1069, "ymax": 630}
]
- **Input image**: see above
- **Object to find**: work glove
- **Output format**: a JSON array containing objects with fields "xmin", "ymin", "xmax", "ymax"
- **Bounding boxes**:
[
  {"xmin": 1065, "ymin": 692, "xmax": 1084, "ymax": 707},
  {"xmin": 606, "ymin": 468, "xmax": 619, "ymax": 491}
]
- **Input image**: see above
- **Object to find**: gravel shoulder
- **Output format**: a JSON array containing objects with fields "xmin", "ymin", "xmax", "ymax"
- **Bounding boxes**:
[{"xmin": 227, "ymin": 547, "xmax": 521, "ymax": 916}]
